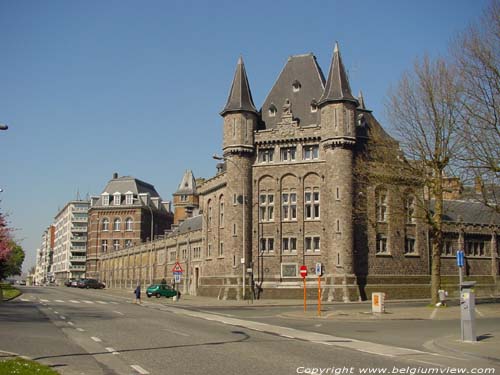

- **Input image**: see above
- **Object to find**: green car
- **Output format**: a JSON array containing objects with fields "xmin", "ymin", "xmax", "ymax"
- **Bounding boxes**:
[{"xmin": 146, "ymin": 284, "xmax": 181, "ymax": 299}]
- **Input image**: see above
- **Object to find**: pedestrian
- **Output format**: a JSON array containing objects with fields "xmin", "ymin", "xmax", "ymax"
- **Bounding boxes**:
[
  {"xmin": 134, "ymin": 283, "xmax": 141, "ymax": 305},
  {"xmin": 160, "ymin": 278, "xmax": 167, "ymax": 286}
]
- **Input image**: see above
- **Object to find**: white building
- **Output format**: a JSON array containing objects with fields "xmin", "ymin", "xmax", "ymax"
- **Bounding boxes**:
[
  {"xmin": 52, "ymin": 200, "xmax": 89, "ymax": 284},
  {"xmin": 33, "ymin": 226, "xmax": 55, "ymax": 285}
]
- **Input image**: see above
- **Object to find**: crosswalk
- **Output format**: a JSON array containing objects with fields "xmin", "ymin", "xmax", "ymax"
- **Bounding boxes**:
[{"xmin": 19, "ymin": 298, "xmax": 119, "ymax": 305}]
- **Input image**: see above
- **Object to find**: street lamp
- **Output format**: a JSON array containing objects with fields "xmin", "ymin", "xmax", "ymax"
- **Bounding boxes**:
[
  {"xmin": 145, "ymin": 204, "xmax": 154, "ymax": 284},
  {"xmin": 212, "ymin": 153, "xmax": 247, "ymax": 300},
  {"xmin": 0, "ymin": 124, "xmax": 8, "ymax": 131}
]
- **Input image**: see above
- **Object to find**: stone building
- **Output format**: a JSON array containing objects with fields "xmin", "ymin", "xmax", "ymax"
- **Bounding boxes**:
[
  {"xmin": 86, "ymin": 173, "xmax": 173, "ymax": 279},
  {"xmin": 95, "ymin": 44, "xmax": 500, "ymax": 299}
]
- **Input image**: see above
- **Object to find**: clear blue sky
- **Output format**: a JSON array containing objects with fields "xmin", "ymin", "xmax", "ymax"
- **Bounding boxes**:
[{"xmin": 0, "ymin": 0, "xmax": 487, "ymax": 272}]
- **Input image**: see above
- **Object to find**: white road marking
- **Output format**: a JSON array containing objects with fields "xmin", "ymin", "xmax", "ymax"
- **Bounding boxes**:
[
  {"xmin": 430, "ymin": 308, "xmax": 438, "ymax": 320},
  {"xmin": 68, "ymin": 322, "xmax": 74, "ymax": 326},
  {"xmin": 475, "ymin": 308, "xmax": 484, "ymax": 317},
  {"xmin": 40, "ymin": 299, "xmax": 49, "ymax": 302},
  {"xmin": 280, "ymin": 335, "xmax": 294, "ymax": 339},
  {"xmin": 131, "ymin": 365, "xmax": 149, "ymax": 374},
  {"xmin": 113, "ymin": 311, "xmax": 124, "ymax": 316},
  {"xmin": 54, "ymin": 299, "xmax": 64, "ymax": 303},
  {"xmin": 105, "ymin": 347, "xmax": 119, "ymax": 355},
  {"xmin": 69, "ymin": 300, "xmax": 80, "ymax": 304},
  {"xmin": 54, "ymin": 311, "xmax": 59, "ymax": 314},
  {"xmin": 96, "ymin": 301, "xmax": 108, "ymax": 304},
  {"xmin": 60, "ymin": 316, "xmax": 66, "ymax": 320},
  {"xmin": 91, "ymin": 336, "xmax": 102, "ymax": 342},
  {"xmin": 162, "ymin": 328, "xmax": 190, "ymax": 337},
  {"xmin": 83, "ymin": 300, "xmax": 94, "ymax": 304},
  {"xmin": 109, "ymin": 301, "xmax": 118, "ymax": 305},
  {"xmin": 77, "ymin": 328, "xmax": 85, "ymax": 332},
  {"xmin": 20, "ymin": 298, "xmax": 29, "ymax": 302}
]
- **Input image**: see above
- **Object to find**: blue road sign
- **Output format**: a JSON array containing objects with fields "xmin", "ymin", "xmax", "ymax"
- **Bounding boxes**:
[
  {"xmin": 456, "ymin": 250, "xmax": 465, "ymax": 267},
  {"xmin": 174, "ymin": 272, "xmax": 182, "ymax": 283}
]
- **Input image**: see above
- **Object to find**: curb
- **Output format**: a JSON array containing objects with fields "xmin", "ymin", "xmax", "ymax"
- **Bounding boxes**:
[{"xmin": 431, "ymin": 337, "xmax": 500, "ymax": 364}]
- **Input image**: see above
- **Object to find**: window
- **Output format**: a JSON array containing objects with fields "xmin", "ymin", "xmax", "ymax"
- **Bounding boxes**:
[
  {"xmin": 169, "ymin": 251, "xmax": 176, "ymax": 262},
  {"xmin": 304, "ymin": 188, "xmax": 320, "ymax": 220},
  {"xmin": 126, "ymin": 193, "xmax": 133, "ymax": 205},
  {"xmin": 259, "ymin": 238, "xmax": 274, "ymax": 254},
  {"xmin": 207, "ymin": 243, "xmax": 212, "ymax": 258},
  {"xmin": 113, "ymin": 218, "xmax": 121, "ymax": 231},
  {"xmin": 292, "ymin": 80, "xmax": 301, "ymax": 92},
  {"xmin": 193, "ymin": 246, "xmax": 201, "ymax": 259},
  {"xmin": 113, "ymin": 239, "xmax": 120, "ymax": 251},
  {"xmin": 125, "ymin": 239, "xmax": 132, "ymax": 248},
  {"xmin": 405, "ymin": 237, "xmax": 416, "ymax": 255},
  {"xmin": 303, "ymin": 145, "xmax": 319, "ymax": 160},
  {"xmin": 180, "ymin": 195, "xmax": 188, "ymax": 202},
  {"xmin": 282, "ymin": 237, "xmax": 297, "ymax": 253},
  {"xmin": 208, "ymin": 202, "xmax": 212, "ymax": 227},
  {"xmin": 219, "ymin": 242, "xmax": 224, "ymax": 257},
  {"xmin": 336, "ymin": 219, "xmax": 341, "ymax": 232},
  {"xmin": 406, "ymin": 195, "xmax": 416, "ymax": 224},
  {"xmin": 258, "ymin": 149, "xmax": 274, "ymax": 163},
  {"xmin": 102, "ymin": 218, "xmax": 109, "ymax": 231},
  {"xmin": 282, "ymin": 192, "xmax": 297, "ymax": 221},
  {"xmin": 376, "ymin": 188, "xmax": 388, "ymax": 222},
  {"xmin": 259, "ymin": 193, "xmax": 274, "ymax": 222},
  {"xmin": 305, "ymin": 236, "xmax": 321, "ymax": 252},
  {"xmin": 442, "ymin": 240, "xmax": 454, "ymax": 256},
  {"xmin": 102, "ymin": 194, "xmax": 109, "ymax": 206},
  {"xmin": 269, "ymin": 104, "xmax": 277, "ymax": 117},
  {"xmin": 233, "ymin": 193, "xmax": 237, "ymax": 205},
  {"xmin": 336, "ymin": 187, "xmax": 340, "ymax": 200},
  {"xmin": 182, "ymin": 248, "xmax": 187, "ymax": 260},
  {"xmin": 281, "ymin": 263, "xmax": 298, "ymax": 278},
  {"xmin": 376, "ymin": 234, "xmax": 388, "ymax": 254},
  {"xmin": 465, "ymin": 240, "xmax": 487, "ymax": 256},
  {"xmin": 232, "ymin": 118, "xmax": 236, "ymax": 138},
  {"xmin": 233, "ymin": 223, "xmax": 237, "ymax": 236},
  {"xmin": 125, "ymin": 218, "xmax": 133, "ymax": 231},
  {"xmin": 280, "ymin": 147, "xmax": 296, "ymax": 162},
  {"xmin": 219, "ymin": 199, "xmax": 224, "ymax": 228},
  {"xmin": 310, "ymin": 100, "xmax": 318, "ymax": 113},
  {"xmin": 113, "ymin": 193, "xmax": 121, "ymax": 205},
  {"xmin": 101, "ymin": 240, "xmax": 108, "ymax": 253}
]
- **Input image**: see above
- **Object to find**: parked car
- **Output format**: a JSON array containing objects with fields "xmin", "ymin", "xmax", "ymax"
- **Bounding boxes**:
[
  {"xmin": 77, "ymin": 278, "xmax": 105, "ymax": 289},
  {"xmin": 146, "ymin": 284, "xmax": 181, "ymax": 299},
  {"xmin": 19, "ymin": 280, "xmax": 26, "ymax": 286},
  {"xmin": 64, "ymin": 279, "xmax": 76, "ymax": 287},
  {"xmin": 71, "ymin": 279, "xmax": 80, "ymax": 287}
]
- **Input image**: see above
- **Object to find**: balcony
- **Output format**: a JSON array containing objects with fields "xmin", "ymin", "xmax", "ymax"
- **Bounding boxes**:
[
  {"xmin": 71, "ymin": 226, "xmax": 88, "ymax": 233},
  {"xmin": 70, "ymin": 256, "xmax": 87, "ymax": 262},
  {"xmin": 72, "ymin": 216, "xmax": 88, "ymax": 223},
  {"xmin": 70, "ymin": 264, "xmax": 86, "ymax": 271},
  {"xmin": 71, "ymin": 236, "xmax": 87, "ymax": 243},
  {"xmin": 70, "ymin": 245, "xmax": 86, "ymax": 251}
]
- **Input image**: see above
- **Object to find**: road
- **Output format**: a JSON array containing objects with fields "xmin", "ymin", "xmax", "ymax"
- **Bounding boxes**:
[{"xmin": 1, "ymin": 286, "xmax": 499, "ymax": 375}]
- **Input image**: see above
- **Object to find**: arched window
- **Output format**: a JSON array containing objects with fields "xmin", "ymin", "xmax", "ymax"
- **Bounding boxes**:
[
  {"xmin": 113, "ymin": 218, "xmax": 121, "ymax": 231},
  {"xmin": 292, "ymin": 80, "xmax": 301, "ymax": 92},
  {"xmin": 101, "ymin": 218, "xmax": 109, "ymax": 231},
  {"xmin": 269, "ymin": 104, "xmax": 277, "ymax": 117},
  {"xmin": 125, "ymin": 217, "xmax": 133, "ymax": 231},
  {"xmin": 375, "ymin": 188, "xmax": 388, "ymax": 222},
  {"xmin": 219, "ymin": 197, "xmax": 224, "ymax": 228},
  {"xmin": 405, "ymin": 195, "xmax": 416, "ymax": 224}
]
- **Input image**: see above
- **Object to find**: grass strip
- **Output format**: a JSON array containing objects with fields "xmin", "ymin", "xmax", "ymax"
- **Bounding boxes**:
[{"xmin": 0, "ymin": 357, "xmax": 59, "ymax": 374}]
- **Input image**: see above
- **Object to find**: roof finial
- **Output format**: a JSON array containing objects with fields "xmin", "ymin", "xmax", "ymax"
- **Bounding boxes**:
[
  {"xmin": 238, "ymin": 55, "xmax": 243, "ymax": 64},
  {"xmin": 358, "ymin": 90, "xmax": 366, "ymax": 109},
  {"xmin": 334, "ymin": 41, "xmax": 339, "ymax": 53}
]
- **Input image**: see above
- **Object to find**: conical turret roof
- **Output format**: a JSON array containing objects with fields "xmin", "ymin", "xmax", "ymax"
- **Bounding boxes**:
[
  {"xmin": 319, "ymin": 42, "xmax": 358, "ymax": 106},
  {"xmin": 174, "ymin": 170, "xmax": 197, "ymax": 195},
  {"xmin": 220, "ymin": 57, "xmax": 258, "ymax": 116}
]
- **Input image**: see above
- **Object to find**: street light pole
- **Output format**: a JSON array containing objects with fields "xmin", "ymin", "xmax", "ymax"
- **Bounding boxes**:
[
  {"xmin": 213, "ymin": 154, "xmax": 246, "ymax": 300},
  {"xmin": 146, "ymin": 204, "xmax": 154, "ymax": 284},
  {"xmin": 0, "ymin": 124, "xmax": 8, "ymax": 131}
]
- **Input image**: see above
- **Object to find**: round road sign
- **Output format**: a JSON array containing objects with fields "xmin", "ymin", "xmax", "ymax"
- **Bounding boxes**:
[{"xmin": 300, "ymin": 265, "xmax": 308, "ymax": 278}]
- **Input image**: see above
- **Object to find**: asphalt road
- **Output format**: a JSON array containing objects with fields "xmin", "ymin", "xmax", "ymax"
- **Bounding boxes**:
[{"xmin": 1, "ymin": 286, "xmax": 499, "ymax": 375}]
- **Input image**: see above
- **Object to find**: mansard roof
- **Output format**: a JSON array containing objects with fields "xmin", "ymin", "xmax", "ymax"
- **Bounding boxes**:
[
  {"xmin": 319, "ymin": 43, "xmax": 358, "ymax": 106},
  {"xmin": 260, "ymin": 53, "xmax": 326, "ymax": 129},
  {"xmin": 174, "ymin": 170, "xmax": 197, "ymax": 195},
  {"xmin": 220, "ymin": 57, "xmax": 258, "ymax": 116},
  {"xmin": 93, "ymin": 174, "xmax": 161, "ymax": 206}
]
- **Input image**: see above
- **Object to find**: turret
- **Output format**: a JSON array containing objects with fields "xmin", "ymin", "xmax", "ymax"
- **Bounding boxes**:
[{"xmin": 173, "ymin": 170, "xmax": 199, "ymax": 225}]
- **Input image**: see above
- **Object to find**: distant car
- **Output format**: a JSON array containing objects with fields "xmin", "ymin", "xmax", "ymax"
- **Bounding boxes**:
[
  {"xmin": 146, "ymin": 284, "xmax": 181, "ymax": 299},
  {"xmin": 64, "ymin": 279, "xmax": 76, "ymax": 287},
  {"xmin": 77, "ymin": 278, "xmax": 105, "ymax": 289},
  {"xmin": 71, "ymin": 279, "xmax": 80, "ymax": 287},
  {"xmin": 19, "ymin": 280, "xmax": 26, "ymax": 286}
]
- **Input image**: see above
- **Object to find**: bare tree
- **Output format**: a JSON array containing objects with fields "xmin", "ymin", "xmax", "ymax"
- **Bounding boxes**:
[
  {"xmin": 453, "ymin": 0, "xmax": 500, "ymax": 210},
  {"xmin": 386, "ymin": 56, "xmax": 463, "ymax": 304}
]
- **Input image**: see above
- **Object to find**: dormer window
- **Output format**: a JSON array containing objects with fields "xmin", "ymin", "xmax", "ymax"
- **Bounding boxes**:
[
  {"xmin": 269, "ymin": 104, "xmax": 277, "ymax": 117},
  {"xmin": 292, "ymin": 80, "xmax": 301, "ymax": 92},
  {"xmin": 310, "ymin": 100, "xmax": 318, "ymax": 113},
  {"xmin": 125, "ymin": 192, "xmax": 133, "ymax": 205},
  {"xmin": 113, "ymin": 193, "xmax": 121, "ymax": 206},
  {"xmin": 102, "ymin": 193, "xmax": 109, "ymax": 206}
]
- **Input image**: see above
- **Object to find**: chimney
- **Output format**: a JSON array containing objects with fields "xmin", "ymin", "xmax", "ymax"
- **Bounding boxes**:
[
  {"xmin": 112, "ymin": 172, "xmax": 118, "ymax": 179},
  {"xmin": 162, "ymin": 200, "xmax": 171, "ymax": 213},
  {"xmin": 443, "ymin": 177, "xmax": 462, "ymax": 200}
]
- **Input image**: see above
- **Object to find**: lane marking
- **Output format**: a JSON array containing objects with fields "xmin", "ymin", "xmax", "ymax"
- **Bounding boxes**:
[
  {"xmin": 96, "ymin": 301, "xmax": 108, "ymax": 304},
  {"xmin": 131, "ymin": 365, "xmax": 149, "ymax": 374},
  {"xmin": 68, "ymin": 322, "xmax": 74, "ymax": 326},
  {"xmin": 91, "ymin": 337, "xmax": 102, "ymax": 342},
  {"xmin": 69, "ymin": 300, "xmax": 80, "ymax": 304},
  {"xmin": 54, "ymin": 299, "xmax": 64, "ymax": 303},
  {"xmin": 20, "ymin": 298, "xmax": 30, "ymax": 302},
  {"xmin": 475, "ymin": 308, "xmax": 484, "ymax": 317},
  {"xmin": 60, "ymin": 316, "xmax": 66, "ymax": 320},
  {"xmin": 113, "ymin": 311, "xmax": 124, "ymax": 316},
  {"xmin": 40, "ymin": 299, "xmax": 49, "ymax": 302},
  {"xmin": 105, "ymin": 347, "xmax": 119, "ymax": 355},
  {"xmin": 430, "ymin": 308, "xmax": 438, "ymax": 320},
  {"xmin": 76, "ymin": 328, "xmax": 85, "ymax": 332},
  {"xmin": 83, "ymin": 300, "xmax": 94, "ymax": 304},
  {"xmin": 54, "ymin": 311, "xmax": 59, "ymax": 314}
]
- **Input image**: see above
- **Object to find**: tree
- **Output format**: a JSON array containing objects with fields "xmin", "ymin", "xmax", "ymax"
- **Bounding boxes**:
[
  {"xmin": 0, "ymin": 212, "xmax": 13, "ymax": 264},
  {"xmin": 0, "ymin": 243, "xmax": 25, "ymax": 279},
  {"xmin": 453, "ymin": 0, "xmax": 500, "ymax": 210},
  {"xmin": 386, "ymin": 56, "xmax": 463, "ymax": 304}
]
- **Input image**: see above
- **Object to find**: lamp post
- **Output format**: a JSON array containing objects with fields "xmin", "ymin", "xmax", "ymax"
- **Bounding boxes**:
[
  {"xmin": 0, "ymin": 124, "xmax": 8, "ymax": 131},
  {"xmin": 145, "ymin": 204, "xmax": 154, "ymax": 284},
  {"xmin": 213, "ymin": 154, "xmax": 247, "ymax": 300}
]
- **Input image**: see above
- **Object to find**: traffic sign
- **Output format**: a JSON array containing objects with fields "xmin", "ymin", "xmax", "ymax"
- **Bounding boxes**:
[
  {"xmin": 315, "ymin": 263, "xmax": 322, "ymax": 276},
  {"xmin": 174, "ymin": 272, "xmax": 181, "ymax": 283},
  {"xmin": 299, "ymin": 265, "xmax": 308, "ymax": 278},
  {"xmin": 456, "ymin": 250, "xmax": 465, "ymax": 267},
  {"xmin": 172, "ymin": 262, "xmax": 183, "ymax": 273}
]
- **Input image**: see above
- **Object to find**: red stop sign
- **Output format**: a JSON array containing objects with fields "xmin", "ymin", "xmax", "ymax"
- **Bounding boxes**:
[{"xmin": 300, "ymin": 265, "xmax": 308, "ymax": 278}]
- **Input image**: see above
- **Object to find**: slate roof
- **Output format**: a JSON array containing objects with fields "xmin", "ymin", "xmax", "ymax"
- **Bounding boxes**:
[
  {"xmin": 94, "ymin": 175, "xmax": 161, "ymax": 205},
  {"xmin": 438, "ymin": 199, "xmax": 500, "ymax": 225},
  {"xmin": 260, "ymin": 53, "xmax": 325, "ymax": 129},
  {"xmin": 220, "ymin": 57, "xmax": 258, "ymax": 116},
  {"xmin": 171, "ymin": 215, "xmax": 202, "ymax": 235},
  {"xmin": 319, "ymin": 42, "xmax": 357, "ymax": 106},
  {"xmin": 174, "ymin": 170, "xmax": 197, "ymax": 195}
]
